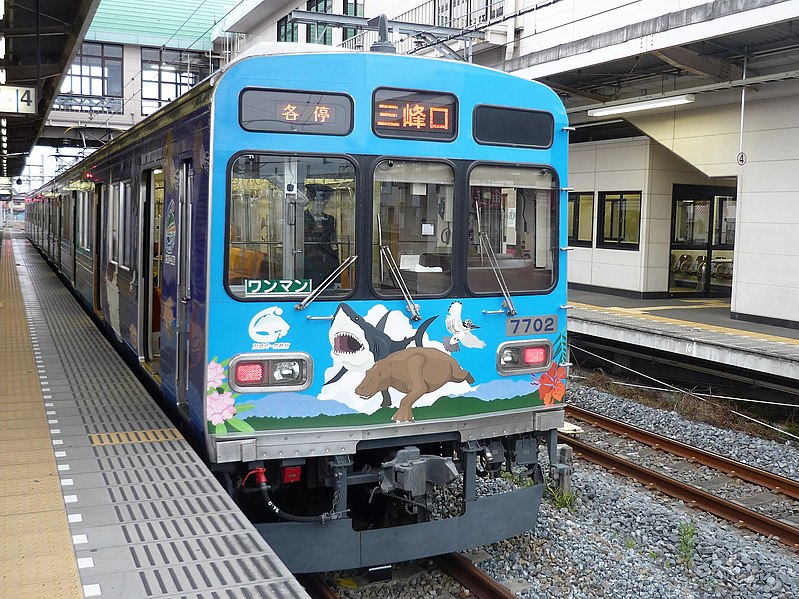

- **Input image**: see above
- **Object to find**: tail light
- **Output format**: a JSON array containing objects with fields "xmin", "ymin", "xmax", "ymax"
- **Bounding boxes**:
[
  {"xmin": 229, "ymin": 353, "xmax": 313, "ymax": 392},
  {"xmin": 497, "ymin": 341, "xmax": 552, "ymax": 375},
  {"xmin": 234, "ymin": 361, "xmax": 265, "ymax": 386}
]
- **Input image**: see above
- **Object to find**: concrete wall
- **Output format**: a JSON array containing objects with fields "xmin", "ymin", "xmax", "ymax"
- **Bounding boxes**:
[
  {"xmin": 569, "ymin": 138, "xmax": 649, "ymax": 292},
  {"xmin": 629, "ymin": 81, "xmax": 799, "ymax": 325},
  {"xmin": 569, "ymin": 137, "xmax": 720, "ymax": 294}
]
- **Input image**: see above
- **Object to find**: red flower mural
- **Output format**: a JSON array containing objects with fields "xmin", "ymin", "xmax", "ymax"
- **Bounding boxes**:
[{"xmin": 536, "ymin": 362, "xmax": 567, "ymax": 405}]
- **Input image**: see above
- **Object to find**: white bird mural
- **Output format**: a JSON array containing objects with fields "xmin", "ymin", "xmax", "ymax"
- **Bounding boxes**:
[{"xmin": 443, "ymin": 301, "xmax": 486, "ymax": 352}]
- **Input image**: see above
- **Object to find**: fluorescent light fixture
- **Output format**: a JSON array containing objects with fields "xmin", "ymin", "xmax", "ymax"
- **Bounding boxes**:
[{"xmin": 587, "ymin": 94, "xmax": 695, "ymax": 117}]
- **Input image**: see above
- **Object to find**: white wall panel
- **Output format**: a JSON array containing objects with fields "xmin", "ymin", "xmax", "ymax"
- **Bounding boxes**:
[{"xmin": 735, "ymin": 282, "xmax": 799, "ymax": 322}]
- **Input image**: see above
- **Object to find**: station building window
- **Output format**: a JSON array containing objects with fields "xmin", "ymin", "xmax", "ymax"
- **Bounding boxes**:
[
  {"xmin": 277, "ymin": 16, "xmax": 298, "ymax": 42},
  {"xmin": 56, "ymin": 42, "xmax": 123, "ymax": 114},
  {"xmin": 306, "ymin": 0, "xmax": 332, "ymax": 45},
  {"xmin": 597, "ymin": 191, "xmax": 641, "ymax": 250},
  {"xmin": 343, "ymin": 0, "xmax": 364, "ymax": 42},
  {"xmin": 567, "ymin": 192, "xmax": 594, "ymax": 246},
  {"xmin": 141, "ymin": 47, "xmax": 216, "ymax": 116}
]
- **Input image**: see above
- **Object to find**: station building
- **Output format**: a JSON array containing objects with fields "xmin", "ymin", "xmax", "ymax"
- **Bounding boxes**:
[
  {"xmin": 20, "ymin": 0, "xmax": 799, "ymax": 330},
  {"xmin": 24, "ymin": 0, "xmax": 221, "ymax": 186}
]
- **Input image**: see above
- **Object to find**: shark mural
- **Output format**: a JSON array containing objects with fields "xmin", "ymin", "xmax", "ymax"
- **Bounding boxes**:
[
  {"xmin": 325, "ymin": 303, "xmax": 437, "ymax": 385},
  {"xmin": 319, "ymin": 303, "xmax": 475, "ymax": 415}
]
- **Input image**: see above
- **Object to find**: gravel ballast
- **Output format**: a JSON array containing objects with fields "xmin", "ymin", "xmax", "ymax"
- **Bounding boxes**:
[{"xmin": 332, "ymin": 382, "xmax": 799, "ymax": 598}]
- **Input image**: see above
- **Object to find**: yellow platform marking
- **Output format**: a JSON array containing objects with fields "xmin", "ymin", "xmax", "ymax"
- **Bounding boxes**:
[
  {"xmin": 571, "ymin": 301, "xmax": 799, "ymax": 346},
  {"xmin": 0, "ymin": 233, "xmax": 83, "ymax": 598},
  {"xmin": 0, "ymin": 580, "xmax": 85, "ymax": 599},
  {"xmin": 88, "ymin": 427, "xmax": 182, "ymax": 446}
]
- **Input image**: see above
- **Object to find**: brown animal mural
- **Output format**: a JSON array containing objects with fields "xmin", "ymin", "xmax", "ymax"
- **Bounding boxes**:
[{"xmin": 355, "ymin": 347, "xmax": 475, "ymax": 422}]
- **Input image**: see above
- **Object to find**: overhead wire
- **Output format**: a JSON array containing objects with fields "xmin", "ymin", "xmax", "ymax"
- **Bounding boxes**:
[{"xmin": 97, "ymin": 0, "xmax": 236, "ymax": 129}]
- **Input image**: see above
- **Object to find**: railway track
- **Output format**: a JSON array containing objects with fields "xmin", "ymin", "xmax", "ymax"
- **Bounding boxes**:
[
  {"xmin": 562, "ymin": 405, "xmax": 799, "ymax": 550},
  {"xmin": 298, "ymin": 552, "xmax": 517, "ymax": 598}
]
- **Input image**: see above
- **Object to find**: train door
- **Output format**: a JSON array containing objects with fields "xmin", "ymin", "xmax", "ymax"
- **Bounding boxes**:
[
  {"xmin": 175, "ymin": 160, "xmax": 193, "ymax": 412},
  {"xmin": 92, "ymin": 185, "xmax": 103, "ymax": 315},
  {"xmin": 139, "ymin": 168, "xmax": 164, "ymax": 370}
]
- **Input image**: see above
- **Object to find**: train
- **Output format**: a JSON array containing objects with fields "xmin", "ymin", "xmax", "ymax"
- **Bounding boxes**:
[{"xmin": 26, "ymin": 41, "xmax": 570, "ymax": 573}]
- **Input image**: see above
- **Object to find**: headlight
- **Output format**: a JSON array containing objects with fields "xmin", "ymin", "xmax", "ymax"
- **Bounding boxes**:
[{"xmin": 272, "ymin": 360, "xmax": 302, "ymax": 384}]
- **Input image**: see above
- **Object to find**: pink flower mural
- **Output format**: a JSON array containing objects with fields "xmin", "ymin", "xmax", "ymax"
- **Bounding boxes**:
[
  {"xmin": 207, "ymin": 390, "xmax": 236, "ymax": 425},
  {"xmin": 207, "ymin": 359, "xmax": 225, "ymax": 390},
  {"xmin": 206, "ymin": 358, "xmax": 255, "ymax": 433}
]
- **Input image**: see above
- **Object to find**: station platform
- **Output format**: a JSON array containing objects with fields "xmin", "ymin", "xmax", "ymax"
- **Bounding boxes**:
[
  {"xmin": 0, "ymin": 227, "xmax": 309, "ymax": 598},
  {"xmin": 568, "ymin": 289, "xmax": 799, "ymax": 383}
]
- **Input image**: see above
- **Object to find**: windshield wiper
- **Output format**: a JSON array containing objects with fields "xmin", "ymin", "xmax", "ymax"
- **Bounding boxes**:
[
  {"xmin": 475, "ymin": 202, "xmax": 517, "ymax": 316},
  {"xmin": 377, "ymin": 214, "xmax": 421, "ymax": 321},
  {"xmin": 294, "ymin": 255, "xmax": 358, "ymax": 311}
]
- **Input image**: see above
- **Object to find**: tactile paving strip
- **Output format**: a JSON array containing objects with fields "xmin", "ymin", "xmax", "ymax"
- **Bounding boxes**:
[
  {"xmin": 0, "ymin": 229, "xmax": 84, "ymax": 599},
  {"xmin": 12, "ymin": 235, "xmax": 309, "ymax": 599}
]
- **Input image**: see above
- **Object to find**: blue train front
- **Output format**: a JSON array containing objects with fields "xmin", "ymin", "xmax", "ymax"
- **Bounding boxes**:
[
  {"xmin": 195, "ymin": 45, "xmax": 571, "ymax": 571},
  {"xmin": 25, "ymin": 43, "xmax": 571, "ymax": 572}
]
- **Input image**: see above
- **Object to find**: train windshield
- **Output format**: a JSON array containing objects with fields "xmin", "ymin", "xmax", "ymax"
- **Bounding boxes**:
[
  {"xmin": 373, "ymin": 160, "xmax": 455, "ymax": 296},
  {"xmin": 468, "ymin": 165, "xmax": 557, "ymax": 293},
  {"xmin": 227, "ymin": 154, "xmax": 356, "ymax": 298}
]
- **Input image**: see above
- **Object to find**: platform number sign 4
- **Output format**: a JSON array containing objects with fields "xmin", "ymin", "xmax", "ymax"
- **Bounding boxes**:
[{"xmin": 0, "ymin": 85, "xmax": 37, "ymax": 115}]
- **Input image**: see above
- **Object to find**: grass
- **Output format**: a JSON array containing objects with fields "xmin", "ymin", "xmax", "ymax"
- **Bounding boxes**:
[
  {"xmin": 545, "ymin": 479, "xmax": 578, "ymax": 510},
  {"xmin": 577, "ymin": 368, "xmax": 787, "ymax": 442},
  {"xmin": 676, "ymin": 521, "xmax": 698, "ymax": 569}
]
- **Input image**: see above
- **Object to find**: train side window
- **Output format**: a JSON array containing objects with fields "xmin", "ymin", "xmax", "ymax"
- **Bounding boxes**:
[
  {"xmin": 467, "ymin": 165, "xmax": 557, "ymax": 293},
  {"xmin": 77, "ymin": 191, "xmax": 92, "ymax": 251},
  {"xmin": 107, "ymin": 181, "xmax": 133, "ymax": 268},
  {"xmin": 372, "ymin": 160, "xmax": 454, "ymax": 296},
  {"xmin": 227, "ymin": 154, "xmax": 356, "ymax": 299}
]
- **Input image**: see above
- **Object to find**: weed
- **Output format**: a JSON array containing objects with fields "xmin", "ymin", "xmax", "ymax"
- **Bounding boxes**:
[
  {"xmin": 624, "ymin": 538, "xmax": 636, "ymax": 550},
  {"xmin": 676, "ymin": 521, "xmax": 697, "ymax": 569},
  {"xmin": 545, "ymin": 480, "xmax": 578, "ymax": 510},
  {"xmin": 500, "ymin": 470, "xmax": 536, "ymax": 488}
]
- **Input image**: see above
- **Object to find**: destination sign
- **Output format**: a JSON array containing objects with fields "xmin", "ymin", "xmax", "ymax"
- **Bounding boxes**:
[
  {"xmin": 372, "ymin": 88, "xmax": 457, "ymax": 141},
  {"xmin": 240, "ymin": 89, "xmax": 353, "ymax": 135}
]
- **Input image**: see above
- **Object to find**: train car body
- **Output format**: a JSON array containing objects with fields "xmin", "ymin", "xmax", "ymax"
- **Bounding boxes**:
[{"xmin": 27, "ymin": 43, "xmax": 570, "ymax": 572}]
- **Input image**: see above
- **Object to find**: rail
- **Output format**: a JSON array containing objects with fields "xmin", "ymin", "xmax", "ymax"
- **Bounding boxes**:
[
  {"xmin": 565, "ymin": 405, "xmax": 799, "ymax": 500},
  {"xmin": 560, "ymin": 430, "xmax": 799, "ymax": 549},
  {"xmin": 433, "ymin": 552, "xmax": 516, "ymax": 599},
  {"xmin": 296, "ymin": 573, "xmax": 339, "ymax": 599}
]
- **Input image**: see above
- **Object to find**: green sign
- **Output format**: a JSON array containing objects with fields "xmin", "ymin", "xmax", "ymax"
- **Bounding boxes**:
[{"xmin": 245, "ymin": 279, "xmax": 312, "ymax": 296}]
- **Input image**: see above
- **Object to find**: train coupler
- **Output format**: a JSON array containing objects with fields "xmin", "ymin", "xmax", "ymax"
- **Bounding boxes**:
[{"xmin": 379, "ymin": 446, "xmax": 458, "ymax": 498}]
